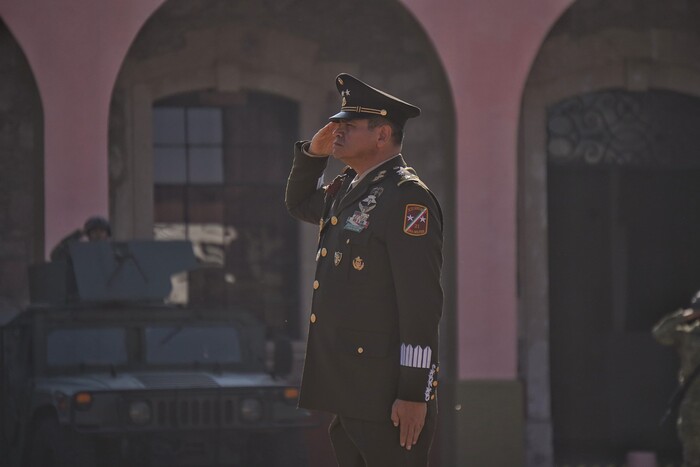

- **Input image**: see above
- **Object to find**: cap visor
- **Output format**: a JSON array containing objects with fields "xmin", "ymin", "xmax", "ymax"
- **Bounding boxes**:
[{"xmin": 329, "ymin": 111, "xmax": 369, "ymax": 122}]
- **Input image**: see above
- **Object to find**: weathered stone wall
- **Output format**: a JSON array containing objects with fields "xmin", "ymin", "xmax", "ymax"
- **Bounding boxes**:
[{"xmin": 110, "ymin": 0, "xmax": 454, "ymax": 236}]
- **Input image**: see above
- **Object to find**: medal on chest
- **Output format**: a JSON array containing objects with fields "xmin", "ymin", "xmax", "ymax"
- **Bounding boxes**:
[{"xmin": 343, "ymin": 186, "xmax": 384, "ymax": 233}]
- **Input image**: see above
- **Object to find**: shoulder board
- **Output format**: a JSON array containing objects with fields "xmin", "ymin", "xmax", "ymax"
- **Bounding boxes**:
[
  {"xmin": 394, "ymin": 166, "xmax": 428, "ymax": 190},
  {"xmin": 393, "ymin": 166, "xmax": 444, "ymax": 229}
]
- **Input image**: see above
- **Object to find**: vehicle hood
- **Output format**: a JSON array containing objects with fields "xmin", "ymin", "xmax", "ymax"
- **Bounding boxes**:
[{"xmin": 35, "ymin": 371, "xmax": 290, "ymax": 394}]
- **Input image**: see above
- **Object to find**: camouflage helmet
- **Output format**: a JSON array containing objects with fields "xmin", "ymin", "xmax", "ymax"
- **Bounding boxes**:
[
  {"xmin": 691, "ymin": 290, "xmax": 700, "ymax": 310},
  {"xmin": 83, "ymin": 216, "xmax": 111, "ymax": 236}
]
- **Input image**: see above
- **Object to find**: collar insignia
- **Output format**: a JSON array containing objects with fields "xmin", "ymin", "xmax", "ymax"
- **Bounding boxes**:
[{"xmin": 371, "ymin": 170, "xmax": 387, "ymax": 182}]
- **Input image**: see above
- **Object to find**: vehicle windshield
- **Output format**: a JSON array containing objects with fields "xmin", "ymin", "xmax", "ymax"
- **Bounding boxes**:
[
  {"xmin": 145, "ymin": 325, "xmax": 242, "ymax": 365},
  {"xmin": 47, "ymin": 328, "xmax": 127, "ymax": 367}
]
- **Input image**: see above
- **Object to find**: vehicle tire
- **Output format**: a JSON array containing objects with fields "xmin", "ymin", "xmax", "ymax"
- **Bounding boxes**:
[
  {"xmin": 271, "ymin": 430, "xmax": 309, "ymax": 467},
  {"xmin": 27, "ymin": 416, "xmax": 96, "ymax": 467},
  {"xmin": 241, "ymin": 431, "xmax": 308, "ymax": 467}
]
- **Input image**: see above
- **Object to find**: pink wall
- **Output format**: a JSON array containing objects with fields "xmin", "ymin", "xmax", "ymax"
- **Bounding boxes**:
[
  {"xmin": 0, "ymin": 0, "xmax": 162, "ymax": 256},
  {"xmin": 400, "ymin": 0, "xmax": 573, "ymax": 379},
  {"xmin": 0, "ymin": 0, "xmax": 573, "ymax": 380}
]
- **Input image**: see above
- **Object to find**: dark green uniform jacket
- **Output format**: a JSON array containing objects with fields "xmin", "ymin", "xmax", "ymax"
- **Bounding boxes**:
[{"xmin": 285, "ymin": 141, "xmax": 443, "ymax": 422}]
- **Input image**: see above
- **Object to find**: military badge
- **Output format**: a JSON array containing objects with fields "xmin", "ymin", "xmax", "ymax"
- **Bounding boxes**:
[
  {"xmin": 403, "ymin": 204, "xmax": 428, "ymax": 236},
  {"xmin": 370, "ymin": 186, "xmax": 384, "ymax": 197},
  {"xmin": 359, "ymin": 195, "xmax": 377, "ymax": 214},
  {"xmin": 352, "ymin": 256, "xmax": 365, "ymax": 271},
  {"xmin": 371, "ymin": 170, "xmax": 387, "ymax": 182},
  {"xmin": 334, "ymin": 252, "xmax": 343, "ymax": 266},
  {"xmin": 344, "ymin": 211, "xmax": 370, "ymax": 232}
]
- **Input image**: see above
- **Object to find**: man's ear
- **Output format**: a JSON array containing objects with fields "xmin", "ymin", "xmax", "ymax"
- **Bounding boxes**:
[{"xmin": 376, "ymin": 124, "xmax": 392, "ymax": 147}]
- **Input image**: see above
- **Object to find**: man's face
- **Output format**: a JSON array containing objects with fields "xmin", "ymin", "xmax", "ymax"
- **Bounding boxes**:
[
  {"xmin": 86, "ymin": 228, "xmax": 109, "ymax": 241},
  {"xmin": 331, "ymin": 119, "xmax": 379, "ymax": 164}
]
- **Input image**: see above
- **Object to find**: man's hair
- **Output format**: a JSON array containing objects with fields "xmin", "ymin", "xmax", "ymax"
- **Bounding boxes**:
[{"xmin": 367, "ymin": 117, "xmax": 404, "ymax": 146}]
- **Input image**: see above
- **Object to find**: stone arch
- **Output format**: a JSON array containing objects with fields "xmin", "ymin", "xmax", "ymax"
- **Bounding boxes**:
[
  {"xmin": 109, "ymin": 0, "xmax": 454, "ymax": 237},
  {"xmin": 519, "ymin": 1, "xmax": 700, "ymax": 465},
  {"xmin": 109, "ymin": 1, "xmax": 455, "ymax": 461},
  {"xmin": 0, "ymin": 19, "xmax": 44, "ymax": 312}
]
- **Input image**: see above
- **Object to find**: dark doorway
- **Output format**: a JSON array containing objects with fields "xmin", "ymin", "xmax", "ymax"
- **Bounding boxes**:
[{"xmin": 547, "ymin": 89, "xmax": 700, "ymax": 464}]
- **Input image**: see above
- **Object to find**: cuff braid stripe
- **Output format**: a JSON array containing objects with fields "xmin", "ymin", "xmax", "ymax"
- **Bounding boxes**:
[{"xmin": 400, "ymin": 344, "xmax": 432, "ymax": 369}]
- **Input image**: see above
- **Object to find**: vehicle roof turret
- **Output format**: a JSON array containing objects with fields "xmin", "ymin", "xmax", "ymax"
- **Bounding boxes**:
[{"xmin": 29, "ymin": 240, "xmax": 198, "ymax": 305}]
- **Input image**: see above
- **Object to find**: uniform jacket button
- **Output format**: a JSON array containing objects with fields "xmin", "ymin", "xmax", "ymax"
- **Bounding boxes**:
[
  {"xmin": 313, "ymin": 280, "xmax": 320, "ymax": 290},
  {"xmin": 357, "ymin": 347, "xmax": 364, "ymax": 354},
  {"xmin": 310, "ymin": 313, "xmax": 317, "ymax": 323},
  {"xmin": 321, "ymin": 248, "xmax": 328, "ymax": 257},
  {"xmin": 331, "ymin": 216, "xmax": 338, "ymax": 225}
]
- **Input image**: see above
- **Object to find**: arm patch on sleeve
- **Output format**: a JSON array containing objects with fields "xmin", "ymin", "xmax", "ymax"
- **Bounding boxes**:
[{"xmin": 403, "ymin": 204, "xmax": 429, "ymax": 236}]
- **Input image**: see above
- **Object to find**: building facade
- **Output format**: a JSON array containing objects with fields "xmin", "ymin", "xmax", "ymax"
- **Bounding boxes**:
[{"xmin": 2, "ymin": 0, "xmax": 700, "ymax": 465}]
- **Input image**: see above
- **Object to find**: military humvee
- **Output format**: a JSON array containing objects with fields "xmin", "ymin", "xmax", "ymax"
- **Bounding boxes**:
[{"xmin": 0, "ymin": 240, "xmax": 312, "ymax": 467}]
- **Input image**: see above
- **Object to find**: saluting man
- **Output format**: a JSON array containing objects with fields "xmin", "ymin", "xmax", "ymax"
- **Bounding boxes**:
[{"xmin": 285, "ymin": 73, "xmax": 444, "ymax": 467}]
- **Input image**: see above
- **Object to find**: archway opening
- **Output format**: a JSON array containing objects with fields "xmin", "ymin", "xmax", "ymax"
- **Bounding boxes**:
[
  {"xmin": 0, "ymin": 19, "xmax": 44, "ymax": 313},
  {"xmin": 519, "ymin": 1, "xmax": 700, "ymax": 465},
  {"xmin": 547, "ymin": 89, "xmax": 700, "ymax": 463},
  {"xmin": 109, "ymin": 1, "xmax": 455, "ymax": 464}
]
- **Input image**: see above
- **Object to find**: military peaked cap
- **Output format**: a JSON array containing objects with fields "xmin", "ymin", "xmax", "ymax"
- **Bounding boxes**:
[{"xmin": 329, "ymin": 73, "xmax": 421, "ymax": 129}]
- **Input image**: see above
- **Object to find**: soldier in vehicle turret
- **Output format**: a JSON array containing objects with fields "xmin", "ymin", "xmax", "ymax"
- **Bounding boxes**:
[{"xmin": 49, "ymin": 216, "xmax": 111, "ymax": 261}]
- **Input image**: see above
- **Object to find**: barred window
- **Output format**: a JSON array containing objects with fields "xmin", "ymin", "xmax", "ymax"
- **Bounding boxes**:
[{"xmin": 153, "ymin": 91, "xmax": 300, "ymax": 337}]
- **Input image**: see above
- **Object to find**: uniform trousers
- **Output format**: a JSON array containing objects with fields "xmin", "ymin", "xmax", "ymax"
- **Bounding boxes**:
[{"xmin": 328, "ymin": 404, "xmax": 436, "ymax": 467}]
